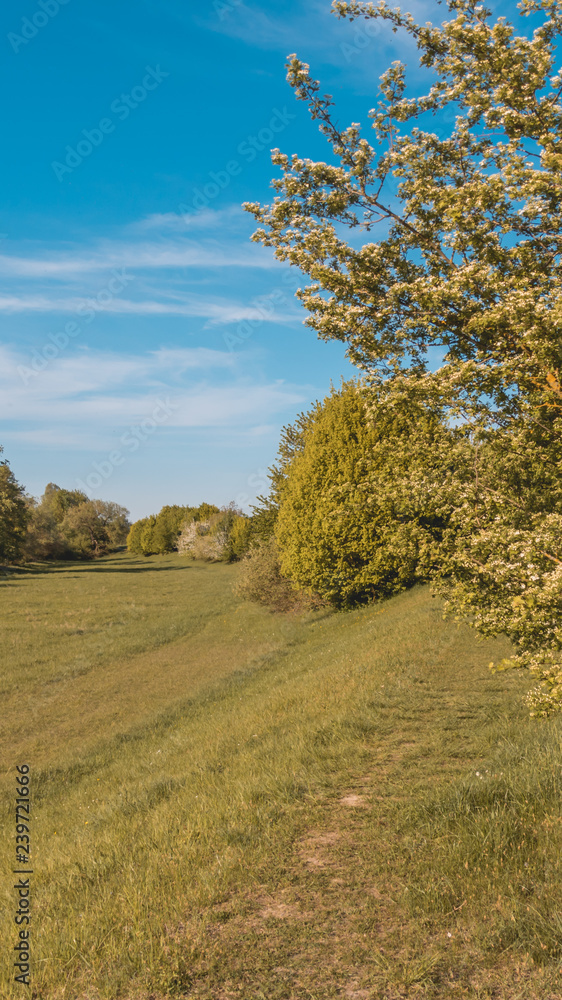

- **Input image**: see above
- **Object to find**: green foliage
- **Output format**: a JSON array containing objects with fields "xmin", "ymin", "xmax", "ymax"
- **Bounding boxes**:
[
  {"xmin": 23, "ymin": 485, "xmax": 129, "ymax": 561},
  {"xmin": 246, "ymin": 0, "xmax": 562, "ymax": 420},
  {"xmin": 60, "ymin": 500, "xmax": 130, "ymax": 558},
  {"xmin": 234, "ymin": 537, "xmax": 305, "ymax": 612},
  {"xmin": 150, "ymin": 505, "xmax": 193, "ymax": 554},
  {"xmin": 228, "ymin": 514, "xmax": 252, "ymax": 559},
  {"xmin": 22, "ymin": 502, "xmax": 67, "ymax": 561},
  {"xmin": 0, "ymin": 454, "xmax": 29, "ymax": 564},
  {"xmin": 127, "ymin": 502, "xmax": 245, "ymax": 559},
  {"xmin": 41, "ymin": 483, "xmax": 88, "ymax": 523},
  {"xmin": 139, "ymin": 515, "xmax": 158, "ymax": 557},
  {"xmin": 274, "ymin": 382, "xmax": 460, "ymax": 607},
  {"xmin": 245, "ymin": 0, "xmax": 562, "ymax": 711},
  {"xmin": 222, "ymin": 510, "xmax": 253, "ymax": 562},
  {"xmin": 128, "ymin": 507, "xmax": 184, "ymax": 556},
  {"xmin": 434, "ymin": 413, "xmax": 562, "ymax": 716},
  {"xmin": 21, "ymin": 484, "xmax": 81, "ymax": 560},
  {"xmin": 250, "ymin": 403, "xmax": 321, "ymax": 541},
  {"xmin": 194, "ymin": 502, "xmax": 221, "ymax": 522},
  {"xmin": 126, "ymin": 517, "xmax": 148, "ymax": 556}
]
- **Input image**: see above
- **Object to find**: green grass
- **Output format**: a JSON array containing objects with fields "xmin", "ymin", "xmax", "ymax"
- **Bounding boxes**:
[{"xmin": 1, "ymin": 553, "xmax": 561, "ymax": 999}]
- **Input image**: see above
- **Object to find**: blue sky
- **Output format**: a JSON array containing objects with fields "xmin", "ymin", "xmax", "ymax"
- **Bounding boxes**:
[{"xmin": 0, "ymin": 0, "xmax": 518, "ymax": 519}]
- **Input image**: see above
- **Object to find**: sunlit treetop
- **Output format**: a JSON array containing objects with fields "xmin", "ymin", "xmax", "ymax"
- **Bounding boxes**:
[{"xmin": 245, "ymin": 0, "xmax": 562, "ymax": 423}]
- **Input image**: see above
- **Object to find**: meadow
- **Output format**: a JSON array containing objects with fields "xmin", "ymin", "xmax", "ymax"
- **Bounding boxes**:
[{"xmin": 1, "ymin": 552, "xmax": 562, "ymax": 999}]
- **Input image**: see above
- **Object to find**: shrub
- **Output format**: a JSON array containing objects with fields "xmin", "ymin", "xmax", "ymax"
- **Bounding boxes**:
[
  {"xmin": 59, "ymin": 500, "xmax": 130, "ymax": 559},
  {"xmin": 150, "ymin": 505, "xmax": 194, "ymax": 554},
  {"xmin": 21, "ymin": 505, "xmax": 68, "ymax": 561},
  {"xmin": 177, "ymin": 505, "xmax": 251, "ymax": 563},
  {"xmin": 127, "ymin": 518, "xmax": 148, "ymax": 555},
  {"xmin": 250, "ymin": 403, "xmax": 322, "ymax": 542},
  {"xmin": 178, "ymin": 517, "xmax": 226, "ymax": 562},
  {"xmin": 234, "ymin": 538, "xmax": 324, "ymax": 613},
  {"xmin": 127, "ymin": 503, "xmax": 222, "ymax": 557},
  {"xmin": 433, "ymin": 412, "xmax": 562, "ymax": 716},
  {"xmin": 226, "ymin": 514, "xmax": 252, "ymax": 561},
  {"xmin": 274, "ymin": 381, "xmax": 459, "ymax": 607},
  {"xmin": 139, "ymin": 516, "xmax": 158, "ymax": 557},
  {"xmin": 41, "ymin": 483, "xmax": 88, "ymax": 522}
]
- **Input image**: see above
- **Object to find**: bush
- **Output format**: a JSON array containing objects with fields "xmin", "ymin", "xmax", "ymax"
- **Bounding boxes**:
[
  {"xmin": 433, "ymin": 412, "xmax": 562, "ymax": 716},
  {"xmin": 21, "ymin": 505, "xmax": 68, "ymax": 561},
  {"xmin": 234, "ymin": 538, "xmax": 324, "ymax": 613},
  {"xmin": 225, "ymin": 513, "xmax": 252, "ymax": 562},
  {"xmin": 59, "ymin": 500, "xmax": 130, "ymax": 559},
  {"xmin": 274, "ymin": 381, "xmax": 459, "ymax": 607},
  {"xmin": 177, "ymin": 516, "xmax": 226, "ymax": 562},
  {"xmin": 177, "ymin": 505, "xmax": 252, "ymax": 563},
  {"xmin": 126, "ymin": 518, "xmax": 148, "ymax": 556},
  {"xmin": 127, "ymin": 503, "xmax": 222, "ymax": 557},
  {"xmin": 150, "ymin": 505, "xmax": 194, "ymax": 554}
]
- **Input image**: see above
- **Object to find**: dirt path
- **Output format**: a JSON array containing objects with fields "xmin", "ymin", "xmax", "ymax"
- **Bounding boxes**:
[{"xmin": 181, "ymin": 702, "xmax": 561, "ymax": 999}]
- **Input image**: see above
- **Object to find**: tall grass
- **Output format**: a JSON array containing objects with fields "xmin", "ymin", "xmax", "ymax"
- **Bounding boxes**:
[{"xmin": 406, "ymin": 729, "xmax": 562, "ymax": 962}]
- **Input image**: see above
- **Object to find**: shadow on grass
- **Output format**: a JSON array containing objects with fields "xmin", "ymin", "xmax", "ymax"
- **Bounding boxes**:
[
  {"xmin": 0, "ymin": 557, "xmax": 204, "ymax": 578},
  {"xmin": 79, "ymin": 563, "xmax": 204, "ymax": 573}
]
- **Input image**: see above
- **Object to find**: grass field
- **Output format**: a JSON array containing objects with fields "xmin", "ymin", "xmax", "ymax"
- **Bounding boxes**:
[{"xmin": 1, "ymin": 552, "xmax": 562, "ymax": 999}]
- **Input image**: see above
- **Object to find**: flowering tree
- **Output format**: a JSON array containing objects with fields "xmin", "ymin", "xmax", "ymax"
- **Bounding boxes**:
[
  {"xmin": 246, "ymin": 0, "xmax": 562, "ymax": 419},
  {"xmin": 433, "ymin": 412, "xmax": 562, "ymax": 716},
  {"xmin": 245, "ymin": 0, "xmax": 562, "ymax": 712}
]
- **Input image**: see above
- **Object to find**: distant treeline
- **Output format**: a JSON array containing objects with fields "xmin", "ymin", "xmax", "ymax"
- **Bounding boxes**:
[
  {"xmin": 0, "ymin": 449, "xmax": 254, "ymax": 567},
  {"xmin": 127, "ymin": 503, "xmax": 251, "ymax": 562},
  {"xmin": 0, "ymin": 463, "xmax": 130, "ymax": 562}
]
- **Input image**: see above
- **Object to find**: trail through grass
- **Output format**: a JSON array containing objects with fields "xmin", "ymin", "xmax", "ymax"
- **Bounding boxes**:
[{"xmin": 1, "ymin": 554, "xmax": 561, "ymax": 999}]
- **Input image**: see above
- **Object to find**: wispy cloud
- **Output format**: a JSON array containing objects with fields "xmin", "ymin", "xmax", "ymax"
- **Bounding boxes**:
[
  {"xmin": 190, "ymin": 0, "xmax": 451, "ymax": 114},
  {"xmin": 130, "ymin": 206, "xmax": 246, "ymax": 233},
  {"xmin": 0, "ymin": 291, "xmax": 299, "ymax": 325},
  {"xmin": 199, "ymin": 0, "xmax": 435, "ymax": 71},
  {"xmin": 0, "ymin": 238, "xmax": 276, "ymax": 280},
  {"xmin": 0, "ymin": 213, "xmax": 298, "ymax": 326},
  {"xmin": 1, "ymin": 344, "xmax": 235, "ymax": 399},
  {"xmin": 0, "ymin": 344, "xmax": 310, "ymax": 443}
]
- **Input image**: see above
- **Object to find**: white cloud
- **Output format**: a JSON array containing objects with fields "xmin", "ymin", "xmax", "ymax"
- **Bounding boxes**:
[
  {"xmin": 170, "ymin": 383, "xmax": 306, "ymax": 427},
  {"xmin": 0, "ymin": 344, "xmax": 310, "ymax": 441},
  {"xmin": 131, "ymin": 206, "xmax": 245, "ymax": 233},
  {"xmin": 0, "ymin": 238, "xmax": 276, "ymax": 280},
  {"xmin": 0, "ymin": 292, "xmax": 299, "ymax": 325},
  {"xmin": 0, "ymin": 345, "xmax": 234, "ymax": 395},
  {"xmin": 198, "ymin": 0, "xmax": 436, "ymax": 77},
  {"xmin": 0, "ymin": 216, "xmax": 297, "ymax": 326}
]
